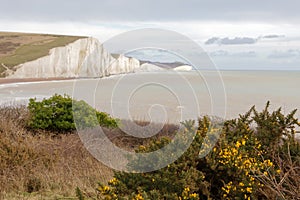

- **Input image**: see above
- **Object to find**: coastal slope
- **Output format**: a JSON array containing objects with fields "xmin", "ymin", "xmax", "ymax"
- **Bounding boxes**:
[
  {"xmin": 0, "ymin": 32, "xmax": 192, "ymax": 78},
  {"xmin": 2, "ymin": 38, "xmax": 140, "ymax": 78}
]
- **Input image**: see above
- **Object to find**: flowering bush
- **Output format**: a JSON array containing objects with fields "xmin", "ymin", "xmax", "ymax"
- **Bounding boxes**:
[{"xmin": 91, "ymin": 102, "xmax": 300, "ymax": 199}]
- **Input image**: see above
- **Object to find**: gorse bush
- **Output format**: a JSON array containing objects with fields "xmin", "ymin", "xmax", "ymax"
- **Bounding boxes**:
[
  {"xmin": 98, "ymin": 127, "xmax": 204, "ymax": 199},
  {"xmin": 28, "ymin": 94, "xmax": 118, "ymax": 131},
  {"xmin": 95, "ymin": 102, "xmax": 300, "ymax": 200}
]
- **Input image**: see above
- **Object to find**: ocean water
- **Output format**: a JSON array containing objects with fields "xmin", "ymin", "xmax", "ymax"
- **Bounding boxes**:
[{"xmin": 0, "ymin": 70, "xmax": 299, "ymax": 123}]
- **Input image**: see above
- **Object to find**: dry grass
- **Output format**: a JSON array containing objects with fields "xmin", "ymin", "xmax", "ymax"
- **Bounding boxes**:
[
  {"xmin": 0, "ymin": 106, "xmax": 179, "ymax": 199},
  {"xmin": 0, "ymin": 106, "xmax": 113, "ymax": 199}
]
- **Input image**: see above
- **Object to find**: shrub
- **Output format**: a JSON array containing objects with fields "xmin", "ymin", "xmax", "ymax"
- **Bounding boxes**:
[
  {"xmin": 27, "ymin": 94, "xmax": 118, "ymax": 131},
  {"xmin": 96, "ymin": 102, "xmax": 300, "ymax": 200},
  {"xmin": 96, "ymin": 120, "xmax": 211, "ymax": 200}
]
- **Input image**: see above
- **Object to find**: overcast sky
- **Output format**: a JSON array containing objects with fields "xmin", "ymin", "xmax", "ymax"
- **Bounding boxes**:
[{"xmin": 1, "ymin": 0, "xmax": 300, "ymax": 70}]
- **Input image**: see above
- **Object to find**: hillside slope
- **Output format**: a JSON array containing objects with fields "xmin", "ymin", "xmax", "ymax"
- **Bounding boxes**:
[
  {"xmin": 0, "ymin": 32, "xmax": 84, "ymax": 77},
  {"xmin": 0, "ymin": 32, "xmax": 140, "ymax": 78}
]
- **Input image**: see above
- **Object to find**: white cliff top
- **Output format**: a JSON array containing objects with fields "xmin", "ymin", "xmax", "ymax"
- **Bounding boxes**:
[{"xmin": 173, "ymin": 65, "xmax": 193, "ymax": 71}]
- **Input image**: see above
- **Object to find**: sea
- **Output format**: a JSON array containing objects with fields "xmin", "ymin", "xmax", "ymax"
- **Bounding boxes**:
[{"xmin": 0, "ymin": 70, "xmax": 300, "ymax": 124}]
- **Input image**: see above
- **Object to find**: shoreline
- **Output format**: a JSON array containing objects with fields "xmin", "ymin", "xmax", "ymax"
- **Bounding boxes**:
[
  {"xmin": 1, "ymin": 69, "xmax": 300, "ymax": 85},
  {"xmin": 0, "ymin": 77, "xmax": 75, "ymax": 85}
]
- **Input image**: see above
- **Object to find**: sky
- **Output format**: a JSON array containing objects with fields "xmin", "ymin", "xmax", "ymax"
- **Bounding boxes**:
[{"xmin": 1, "ymin": 0, "xmax": 300, "ymax": 70}]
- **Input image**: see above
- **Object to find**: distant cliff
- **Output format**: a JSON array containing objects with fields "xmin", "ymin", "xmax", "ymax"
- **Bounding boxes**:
[{"xmin": 6, "ymin": 37, "xmax": 140, "ymax": 78}]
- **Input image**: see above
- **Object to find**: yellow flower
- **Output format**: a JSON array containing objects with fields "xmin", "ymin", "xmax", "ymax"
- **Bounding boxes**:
[
  {"xmin": 263, "ymin": 171, "xmax": 268, "ymax": 176},
  {"xmin": 135, "ymin": 193, "xmax": 144, "ymax": 200},
  {"xmin": 108, "ymin": 178, "xmax": 118, "ymax": 185},
  {"xmin": 239, "ymin": 182, "xmax": 244, "ymax": 187},
  {"xmin": 235, "ymin": 141, "xmax": 241, "ymax": 148},
  {"xmin": 100, "ymin": 185, "xmax": 110, "ymax": 193},
  {"xmin": 246, "ymin": 187, "xmax": 252, "ymax": 193},
  {"xmin": 241, "ymin": 139, "xmax": 246, "ymax": 145},
  {"xmin": 276, "ymin": 169, "xmax": 281, "ymax": 174},
  {"xmin": 189, "ymin": 193, "xmax": 198, "ymax": 198},
  {"xmin": 139, "ymin": 145, "xmax": 146, "ymax": 150},
  {"xmin": 264, "ymin": 159, "xmax": 273, "ymax": 167}
]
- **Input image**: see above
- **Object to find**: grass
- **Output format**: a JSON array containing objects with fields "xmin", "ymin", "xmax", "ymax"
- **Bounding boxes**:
[
  {"xmin": 0, "ymin": 34, "xmax": 85, "ymax": 69},
  {"xmin": 0, "ymin": 64, "xmax": 5, "ymax": 77},
  {"xmin": 0, "ymin": 106, "xmax": 112, "ymax": 199},
  {"xmin": 0, "ymin": 106, "xmax": 179, "ymax": 199},
  {"xmin": 1, "ymin": 103, "xmax": 299, "ymax": 199}
]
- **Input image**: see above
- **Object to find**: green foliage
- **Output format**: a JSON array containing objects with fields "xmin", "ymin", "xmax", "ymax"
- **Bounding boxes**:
[
  {"xmin": 97, "ymin": 120, "xmax": 208, "ymax": 200},
  {"xmin": 96, "ymin": 111, "xmax": 119, "ymax": 130},
  {"xmin": 96, "ymin": 102, "xmax": 300, "ymax": 200},
  {"xmin": 252, "ymin": 101, "xmax": 300, "ymax": 162},
  {"xmin": 27, "ymin": 94, "xmax": 118, "ymax": 131},
  {"xmin": 76, "ymin": 187, "xmax": 85, "ymax": 200}
]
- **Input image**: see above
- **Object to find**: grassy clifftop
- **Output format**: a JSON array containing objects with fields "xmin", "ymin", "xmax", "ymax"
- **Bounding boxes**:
[{"xmin": 0, "ymin": 32, "xmax": 86, "ymax": 76}]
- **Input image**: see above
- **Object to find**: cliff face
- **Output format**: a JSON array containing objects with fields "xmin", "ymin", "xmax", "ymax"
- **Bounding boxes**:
[{"xmin": 7, "ymin": 37, "xmax": 140, "ymax": 78}]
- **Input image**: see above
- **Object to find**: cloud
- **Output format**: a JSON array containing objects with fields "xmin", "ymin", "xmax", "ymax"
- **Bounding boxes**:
[
  {"xmin": 234, "ymin": 51, "xmax": 257, "ymax": 57},
  {"xmin": 205, "ymin": 37, "xmax": 258, "ymax": 45},
  {"xmin": 210, "ymin": 50, "xmax": 229, "ymax": 57},
  {"xmin": 0, "ymin": 0, "xmax": 300, "ymax": 23},
  {"xmin": 205, "ymin": 34, "xmax": 286, "ymax": 45},
  {"xmin": 205, "ymin": 37, "xmax": 219, "ymax": 45},
  {"xmin": 220, "ymin": 37, "xmax": 257, "ymax": 45},
  {"xmin": 262, "ymin": 34, "xmax": 285, "ymax": 39},
  {"xmin": 210, "ymin": 50, "xmax": 257, "ymax": 57},
  {"xmin": 268, "ymin": 49, "xmax": 300, "ymax": 58}
]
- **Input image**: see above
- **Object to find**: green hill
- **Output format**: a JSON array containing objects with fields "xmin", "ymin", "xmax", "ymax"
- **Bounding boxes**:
[{"xmin": 0, "ymin": 32, "xmax": 86, "ymax": 77}]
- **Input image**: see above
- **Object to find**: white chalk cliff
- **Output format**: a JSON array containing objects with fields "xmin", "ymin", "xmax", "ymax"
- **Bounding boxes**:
[
  {"xmin": 135, "ymin": 63, "xmax": 165, "ymax": 72},
  {"xmin": 173, "ymin": 65, "xmax": 193, "ymax": 71},
  {"xmin": 7, "ymin": 37, "xmax": 140, "ymax": 78}
]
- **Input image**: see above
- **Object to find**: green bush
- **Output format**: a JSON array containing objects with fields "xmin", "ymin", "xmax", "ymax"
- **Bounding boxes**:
[
  {"xmin": 95, "ymin": 102, "xmax": 300, "ymax": 200},
  {"xmin": 27, "ymin": 94, "xmax": 118, "ymax": 131}
]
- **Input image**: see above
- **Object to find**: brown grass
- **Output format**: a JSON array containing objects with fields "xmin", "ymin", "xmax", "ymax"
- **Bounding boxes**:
[
  {"xmin": 0, "ymin": 32, "xmax": 57, "ymax": 57},
  {"xmin": 0, "ymin": 106, "xmax": 179, "ymax": 199},
  {"xmin": 0, "ymin": 106, "xmax": 113, "ymax": 199}
]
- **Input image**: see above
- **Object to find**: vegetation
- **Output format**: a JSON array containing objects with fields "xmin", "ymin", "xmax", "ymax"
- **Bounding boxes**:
[
  {"xmin": 0, "ymin": 64, "xmax": 5, "ymax": 75},
  {"xmin": 97, "ymin": 102, "xmax": 300, "ymax": 200},
  {"xmin": 27, "ymin": 94, "xmax": 118, "ymax": 131},
  {"xmin": 0, "ymin": 36, "xmax": 82, "ymax": 68},
  {"xmin": 0, "ymin": 105, "xmax": 114, "ymax": 199},
  {"xmin": 0, "ymin": 98, "xmax": 299, "ymax": 199},
  {"xmin": 0, "ymin": 100, "xmax": 178, "ymax": 199},
  {"xmin": 0, "ymin": 32, "xmax": 85, "ymax": 75}
]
